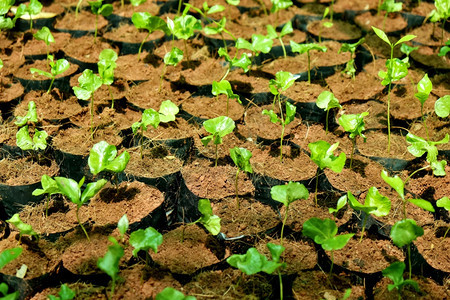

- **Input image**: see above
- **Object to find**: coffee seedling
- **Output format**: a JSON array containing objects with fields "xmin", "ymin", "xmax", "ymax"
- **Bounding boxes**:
[
  {"xmin": 230, "ymin": 147, "xmax": 253, "ymax": 208},
  {"xmin": 129, "ymin": 226, "xmax": 163, "ymax": 266},
  {"xmin": 97, "ymin": 49, "xmax": 118, "ymax": 108},
  {"xmin": 338, "ymin": 112, "xmax": 368, "ymax": 169},
  {"xmin": 212, "ymin": 79, "xmax": 241, "ymax": 117},
  {"xmin": 131, "ymin": 12, "xmax": 168, "ymax": 61},
  {"xmin": 32, "ymin": 174, "xmax": 59, "ymax": 217},
  {"xmin": 48, "ymin": 284, "xmax": 76, "ymax": 300},
  {"xmin": 182, "ymin": 199, "xmax": 221, "ymax": 242},
  {"xmin": 88, "ymin": 0, "xmax": 113, "ymax": 44},
  {"xmin": 97, "ymin": 237, "xmax": 124, "ymax": 298},
  {"xmin": 201, "ymin": 116, "xmax": 235, "ymax": 166},
  {"xmin": 30, "ymin": 55, "xmax": 70, "ymax": 93},
  {"xmin": 382, "ymin": 261, "xmax": 419, "ymax": 299},
  {"xmin": 33, "ymin": 26, "xmax": 54, "ymax": 68},
  {"xmin": 15, "ymin": 0, "xmax": 42, "ymax": 31},
  {"xmin": 338, "ymin": 38, "xmax": 365, "ymax": 79},
  {"xmin": 290, "ymin": 41, "xmax": 327, "ymax": 84},
  {"xmin": 0, "ymin": 247, "xmax": 22, "ymax": 299},
  {"xmin": 6, "ymin": 214, "xmax": 39, "ymax": 243},
  {"xmin": 316, "ymin": 90, "xmax": 341, "ymax": 134}
]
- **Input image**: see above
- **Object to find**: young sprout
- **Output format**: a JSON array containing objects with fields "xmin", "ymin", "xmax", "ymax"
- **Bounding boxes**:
[
  {"xmin": 160, "ymin": 46, "xmax": 184, "ymax": 92},
  {"xmin": 88, "ymin": 140, "xmax": 130, "ymax": 188},
  {"xmin": 48, "ymin": 284, "xmax": 76, "ymax": 300},
  {"xmin": 379, "ymin": 0, "xmax": 403, "ymax": 30},
  {"xmin": 400, "ymin": 43, "xmax": 418, "ymax": 66},
  {"xmin": 318, "ymin": 7, "xmax": 333, "ymax": 44},
  {"xmin": 390, "ymin": 218, "xmax": 424, "ymax": 280},
  {"xmin": 218, "ymin": 47, "xmax": 251, "ymax": 81},
  {"xmin": 0, "ymin": 247, "xmax": 22, "ymax": 299},
  {"xmin": 382, "ymin": 261, "xmax": 419, "ymax": 299},
  {"xmin": 414, "ymin": 74, "xmax": 432, "ymax": 141},
  {"xmin": 16, "ymin": 126, "xmax": 48, "ymax": 153},
  {"xmin": 435, "ymin": 95, "xmax": 449, "ymax": 118},
  {"xmin": 129, "ymin": 226, "xmax": 163, "ymax": 266},
  {"xmin": 289, "ymin": 41, "xmax": 327, "ymax": 84},
  {"xmin": 262, "ymin": 101, "xmax": 296, "ymax": 162},
  {"xmin": 338, "ymin": 112, "xmax": 368, "ymax": 169},
  {"xmin": 131, "ymin": 100, "xmax": 179, "ymax": 158},
  {"xmin": 182, "ymin": 199, "xmax": 221, "ymax": 242},
  {"xmin": 97, "ymin": 237, "xmax": 124, "ymax": 299},
  {"xmin": 347, "ymin": 187, "xmax": 391, "ymax": 242},
  {"xmin": 15, "ymin": 0, "xmax": 43, "ymax": 31},
  {"xmin": 97, "ymin": 49, "xmax": 118, "ymax": 109},
  {"xmin": 308, "ymin": 141, "xmax": 346, "ymax": 206},
  {"xmin": 266, "ymin": 21, "xmax": 293, "ymax": 59},
  {"xmin": 235, "ymin": 33, "xmax": 273, "ymax": 69},
  {"xmin": 227, "ymin": 243, "xmax": 286, "ymax": 300},
  {"xmin": 117, "ymin": 214, "xmax": 129, "ymax": 244},
  {"xmin": 406, "ymin": 132, "xmax": 449, "ymax": 176},
  {"xmin": 201, "ymin": 116, "xmax": 235, "ymax": 167},
  {"xmin": 338, "ymin": 38, "xmax": 365, "ymax": 79},
  {"xmin": 429, "ymin": 0, "xmax": 450, "ymax": 45},
  {"xmin": 15, "ymin": 101, "xmax": 38, "ymax": 127},
  {"xmin": 6, "ymin": 214, "xmax": 39, "ymax": 243},
  {"xmin": 211, "ymin": 79, "xmax": 241, "ymax": 117},
  {"xmin": 436, "ymin": 197, "xmax": 449, "ymax": 239},
  {"xmin": 54, "ymin": 176, "xmax": 107, "ymax": 241},
  {"xmin": 271, "ymin": 182, "xmax": 309, "ymax": 246},
  {"xmin": 88, "ymin": 0, "xmax": 113, "ymax": 44},
  {"xmin": 372, "ymin": 26, "xmax": 415, "ymax": 153},
  {"xmin": 72, "ymin": 69, "xmax": 102, "ymax": 138},
  {"xmin": 131, "ymin": 12, "xmax": 169, "ymax": 61},
  {"xmin": 230, "ymin": 147, "xmax": 253, "ymax": 209},
  {"xmin": 32, "ymin": 175, "xmax": 59, "ymax": 217},
  {"xmin": 156, "ymin": 287, "xmax": 196, "ymax": 300},
  {"xmin": 33, "ymin": 26, "xmax": 54, "ymax": 68},
  {"xmin": 316, "ymin": 91, "xmax": 341, "ymax": 134},
  {"xmin": 270, "ymin": 0, "xmax": 293, "ymax": 17},
  {"xmin": 438, "ymin": 40, "xmax": 450, "ymax": 57},
  {"xmin": 30, "ymin": 54, "xmax": 70, "ymax": 93},
  {"xmin": 302, "ymin": 217, "xmax": 354, "ymax": 277},
  {"xmin": 0, "ymin": 0, "xmax": 16, "ymax": 31}
]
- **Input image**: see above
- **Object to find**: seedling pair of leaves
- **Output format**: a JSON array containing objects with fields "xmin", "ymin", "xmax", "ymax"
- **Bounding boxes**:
[
  {"xmin": 338, "ymin": 111, "xmax": 368, "ymax": 169},
  {"xmin": 129, "ymin": 226, "xmax": 163, "ymax": 266},
  {"xmin": 212, "ymin": 79, "xmax": 241, "ymax": 117},
  {"xmin": 32, "ymin": 174, "xmax": 59, "ymax": 217},
  {"xmin": 429, "ymin": 0, "xmax": 450, "ymax": 45},
  {"xmin": 132, "ymin": 100, "xmax": 179, "ymax": 158},
  {"xmin": 316, "ymin": 90, "xmax": 341, "ymax": 133},
  {"xmin": 318, "ymin": 7, "xmax": 333, "ymax": 43},
  {"xmin": 97, "ymin": 49, "xmax": 118, "ymax": 108},
  {"xmin": 230, "ymin": 147, "xmax": 253, "ymax": 208},
  {"xmin": 227, "ymin": 243, "xmax": 286, "ymax": 300},
  {"xmin": 378, "ymin": 0, "xmax": 402, "ymax": 29},
  {"xmin": 372, "ymin": 26, "xmax": 416, "ymax": 153},
  {"xmin": 218, "ymin": 47, "xmax": 251, "ymax": 81},
  {"xmin": 97, "ymin": 236, "xmax": 124, "ymax": 298},
  {"xmin": 15, "ymin": 101, "xmax": 48, "ymax": 156},
  {"xmin": 235, "ymin": 34, "xmax": 273, "ymax": 68},
  {"xmin": 382, "ymin": 261, "xmax": 419, "ymax": 298},
  {"xmin": 184, "ymin": 199, "xmax": 221, "ymax": 240},
  {"xmin": 201, "ymin": 116, "xmax": 235, "ymax": 166},
  {"xmin": 6, "ymin": 214, "xmax": 39, "ymax": 243},
  {"xmin": 289, "ymin": 41, "xmax": 327, "ymax": 83},
  {"xmin": 33, "ymin": 26, "xmax": 54, "ymax": 68},
  {"xmin": 156, "ymin": 287, "xmax": 196, "ymax": 300},
  {"xmin": 88, "ymin": 0, "xmax": 113, "ymax": 43},
  {"xmin": 0, "ymin": 247, "xmax": 22, "ymax": 300},
  {"xmin": 338, "ymin": 38, "xmax": 365, "ymax": 79},
  {"xmin": 14, "ymin": 0, "xmax": 42, "ymax": 31},
  {"xmin": 30, "ymin": 54, "xmax": 70, "ymax": 93},
  {"xmin": 271, "ymin": 182, "xmax": 309, "ymax": 245},
  {"xmin": 266, "ymin": 20, "xmax": 293, "ymax": 58},
  {"xmin": 48, "ymin": 284, "xmax": 76, "ymax": 300},
  {"xmin": 308, "ymin": 140, "xmax": 346, "ymax": 205},
  {"xmin": 160, "ymin": 46, "xmax": 184, "ymax": 91},
  {"xmin": 131, "ymin": 12, "xmax": 169, "ymax": 61},
  {"xmin": 0, "ymin": 0, "xmax": 17, "ymax": 31}
]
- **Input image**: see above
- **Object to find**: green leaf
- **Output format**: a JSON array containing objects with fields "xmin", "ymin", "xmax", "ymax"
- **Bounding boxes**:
[
  {"xmin": 226, "ymin": 0, "xmax": 239, "ymax": 5},
  {"xmin": 88, "ymin": 141, "xmax": 130, "ymax": 175},
  {"xmin": 164, "ymin": 47, "xmax": 183, "ymax": 67},
  {"xmin": 321, "ymin": 233, "xmax": 354, "ymax": 251},
  {"xmin": 400, "ymin": 43, "xmax": 418, "ymax": 56},
  {"xmin": 98, "ymin": 3, "xmax": 113, "ymax": 17},
  {"xmin": 0, "ymin": 247, "xmax": 22, "ymax": 270},
  {"xmin": 372, "ymin": 26, "xmax": 391, "ymax": 46},
  {"xmin": 251, "ymin": 34, "xmax": 273, "ymax": 54},
  {"xmin": 414, "ymin": 74, "xmax": 432, "ymax": 106},
  {"xmin": 103, "ymin": 151, "xmax": 130, "ymax": 174},
  {"xmin": 379, "ymin": 58, "xmax": 409, "ymax": 85},
  {"xmin": 271, "ymin": 0, "xmax": 293, "ymax": 13},
  {"xmin": 338, "ymin": 38, "xmax": 365, "ymax": 54},
  {"xmin": 156, "ymin": 287, "xmax": 196, "ymax": 300},
  {"xmin": 390, "ymin": 219, "xmax": 424, "ymax": 247},
  {"xmin": 436, "ymin": 197, "xmax": 450, "ymax": 211},
  {"xmin": 32, "ymin": 128, "xmax": 47, "ymax": 150},
  {"xmin": 207, "ymin": 4, "xmax": 225, "ymax": 14},
  {"xmin": 159, "ymin": 100, "xmax": 179, "ymax": 123},
  {"xmin": 227, "ymin": 246, "xmax": 284, "ymax": 275},
  {"xmin": 230, "ymin": 147, "xmax": 253, "ymax": 173},
  {"xmin": 15, "ymin": 126, "xmax": 33, "ymax": 151},
  {"xmin": 204, "ymin": 17, "xmax": 226, "ymax": 35},
  {"xmin": 55, "ymin": 177, "xmax": 81, "ymax": 205},
  {"xmin": 338, "ymin": 112, "xmax": 368, "ymax": 140},
  {"xmin": 15, "ymin": 101, "xmax": 38, "ymax": 127},
  {"xmin": 380, "ymin": 0, "xmax": 402, "ymax": 13},
  {"xmin": 99, "ymin": 49, "xmax": 118, "ymax": 62},
  {"xmin": 284, "ymin": 101, "xmax": 296, "ymax": 125},
  {"xmin": 394, "ymin": 34, "xmax": 417, "ymax": 47},
  {"xmin": 97, "ymin": 241, "xmax": 124, "ymax": 281},
  {"xmin": 130, "ymin": 227, "xmax": 163, "ymax": 257},
  {"xmin": 267, "ymin": 242, "xmax": 284, "ymax": 263},
  {"xmin": 408, "ymin": 199, "xmax": 435, "ymax": 212},
  {"xmin": 235, "ymin": 38, "xmax": 253, "ymax": 51},
  {"xmin": 6, "ymin": 214, "xmax": 38, "ymax": 238},
  {"xmin": 30, "ymin": 67, "xmax": 51, "ymax": 78},
  {"xmin": 329, "ymin": 195, "xmax": 347, "ymax": 214},
  {"xmin": 80, "ymin": 179, "xmax": 107, "ymax": 204},
  {"xmin": 32, "ymin": 174, "xmax": 58, "ymax": 196},
  {"xmin": 118, "ymin": 214, "xmax": 129, "ymax": 237},
  {"xmin": 212, "ymin": 80, "xmax": 232, "ymax": 96},
  {"xmin": 270, "ymin": 181, "xmax": 309, "ymax": 207},
  {"xmin": 280, "ymin": 21, "xmax": 293, "ymax": 37},
  {"xmin": 170, "ymin": 14, "xmax": 202, "ymax": 40},
  {"xmin": 27, "ymin": 0, "xmax": 42, "ymax": 15},
  {"xmin": 73, "ymin": 69, "xmax": 102, "ymax": 100},
  {"xmin": 316, "ymin": 91, "xmax": 341, "ymax": 111},
  {"xmin": 382, "ymin": 261, "xmax": 405, "ymax": 289},
  {"xmin": 132, "ymin": 12, "xmax": 168, "ymax": 34},
  {"xmin": 435, "ymin": 95, "xmax": 450, "ymax": 118},
  {"xmin": 0, "ymin": 0, "xmax": 14, "ymax": 15},
  {"xmin": 197, "ymin": 199, "xmax": 221, "ymax": 235},
  {"xmin": 58, "ymin": 284, "xmax": 75, "ymax": 300},
  {"xmin": 308, "ymin": 140, "xmax": 346, "ymax": 172},
  {"xmin": 381, "ymin": 170, "xmax": 404, "ymax": 200},
  {"xmin": 290, "ymin": 41, "xmax": 327, "ymax": 54},
  {"xmin": 51, "ymin": 59, "xmax": 70, "ymax": 77},
  {"xmin": 262, "ymin": 109, "xmax": 281, "ymax": 124},
  {"xmin": 203, "ymin": 116, "xmax": 235, "ymax": 141},
  {"xmin": 33, "ymin": 26, "xmax": 54, "ymax": 46},
  {"xmin": 347, "ymin": 191, "xmax": 378, "ymax": 215},
  {"xmin": 269, "ymin": 71, "xmax": 295, "ymax": 95},
  {"xmin": 364, "ymin": 187, "xmax": 391, "ymax": 217},
  {"xmin": 302, "ymin": 217, "xmax": 337, "ymax": 245},
  {"xmin": 0, "ymin": 16, "xmax": 14, "ymax": 30},
  {"xmin": 431, "ymin": 160, "xmax": 447, "ymax": 176}
]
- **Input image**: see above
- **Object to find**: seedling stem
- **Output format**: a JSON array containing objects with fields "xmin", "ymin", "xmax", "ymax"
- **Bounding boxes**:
[{"xmin": 76, "ymin": 206, "xmax": 90, "ymax": 241}]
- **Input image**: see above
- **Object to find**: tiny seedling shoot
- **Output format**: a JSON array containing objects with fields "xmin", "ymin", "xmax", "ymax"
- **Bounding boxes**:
[
  {"xmin": 266, "ymin": 20, "xmax": 293, "ymax": 58},
  {"xmin": 338, "ymin": 111, "xmax": 368, "ymax": 169},
  {"xmin": 129, "ymin": 226, "xmax": 163, "ymax": 266},
  {"xmin": 338, "ymin": 38, "xmax": 365, "ymax": 79},
  {"xmin": 211, "ymin": 79, "xmax": 241, "ymax": 117},
  {"xmin": 6, "ymin": 214, "xmax": 39, "ymax": 243},
  {"xmin": 88, "ymin": 0, "xmax": 113, "ymax": 44},
  {"xmin": 429, "ymin": 0, "xmax": 449, "ymax": 45},
  {"xmin": 15, "ymin": 0, "xmax": 42, "ymax": 31},
  {"xmin": 32, "ymin": 174, "xmax": 59, "ymax": 217},
  {"xmin": 382, "ymin": 261, "xmax": 419, "ymax": 299},
  {"xmin": 318, "ymin": 7, "xmax": 333, "ymax": 44},
  {"xmin": 15, "ymin": 101, "xmax": 37, "ymax": 127},
  {"xmin": 131, "ymin": 100, "xmax": 179, "ymax": 158},
  {"xmin": 97, "ymin": 237, "xmax": 124, "ymax": 299},
  {"xmin": 302, "ymin": 217, "xmax": 354, "ymax": 277},
  {"xmin": 155, "ymin": 287, "xmax": 196, "ymax": 300},
  {"xmin": 30, "ymin": 54, "xmax": 70, "ymax": 93},
  {"xmin": 229, "ymin": 147, "xmax": 253, "ymax": 209},
  {"xmin": 55, "ymin": 176, "xmax": 107, "ymax": 241},
  {"xmin": 346, "ymin": 187, "xmax": 391, "ymax": 242},
  {"xmin": 201, "ymin": 116, "xmax": 235, "ymax": 167},
  {"xmin": 271, "ymin": 182, "xmax": 309, "ymax": 245},
  {"xmin": 316, "ymin": 90, "xmax": 342, "ymax": 134},
  {"xmin": 182, "ymin": 198, "xmax": 221, "ymax": 242},
  {"xmin": 117, "ymin": 214, "xmax": 129, "ymax": 244},
  {"xmin": 289, "ymin": 41, "xmax": 327, "ymax": 84},
  {"xmin": 379, "ymin": 0, "xmax": 403, "ymax": 30},
  {"xmin": 218, "ymin": 47, "xmax": 251, "ymax": 81},
  {"xmin": 372, "ymin": 26, "xmax": 415, "ymax": 153},
  {"xmin": 235, "ymin": 33, "xmax": 274, "ymax": 69},
  {"xmin": 33, "ymin": 26, "xmax": 54, "ymax": 68},
  {"xmin": 97, "ymin": 49, "xmax": 118, "ymax": 109},
  {"xmin": 131, "ymin": 12, "xmax": 169, "ymax": 61},
  {"xmin": 414, "ymin": 73, "xmax": 432, "ymax": 141},
  {"xmin": 88, "ymin": 140, "xmax": 130, "ymax": 188},
  {"xmin": 308, "ymin": 140, "xmax": 346, "ymax": 206},
  {"xmin": 227, "ymin": 243, "xmax": 286, "ymax": 300},
  {"xmin": 72, "ymin": 69, "xmax": 102, "ymax": 138},
  {"xmin": 48, "ymin": 284, "xmax": 76, "ymax": 300},
  {"xmin": 161, "ymin": 46, "xmax": 184, "ymax": 92}
]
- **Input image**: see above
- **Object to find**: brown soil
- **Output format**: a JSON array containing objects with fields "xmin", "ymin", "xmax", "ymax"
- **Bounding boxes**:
[
  {"xmin": 64, "ymin": 36, "xmax": 117, "ymax": 65},
  {"xmin": 181, "ymin": 94, "xmax": 245, "ymax": 121},
  {"xmin": 125, "ymin": 147, "xmax": 183, "ymax": 178},
  {"xmin": 54, "ymin": 9, "xmax": 108, "ymax": 32},
  {"xmin": 103, "ymin": 24, "xmax": 165, "ymax": 46},
  {"xmin": 354, "ymin": 12, "xmax": 407, "ymax": 33},
  {"xmin": 22, "ymin": 31, "xmax": 71, "ymax": 57},
  {"xmin": 356, "ymin": 130, "xmax": 416, "ymax": 160},
  {"xmin": 0, "ymin": 157, "xmax": 58, "ymax": 185},
  {"xmin": 307, "ymin": 19, "xmax": 362, "ymax": 41},
  {"xmin": 14, "ymin": 59, "xmax": 79, "ymax": 81}
]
